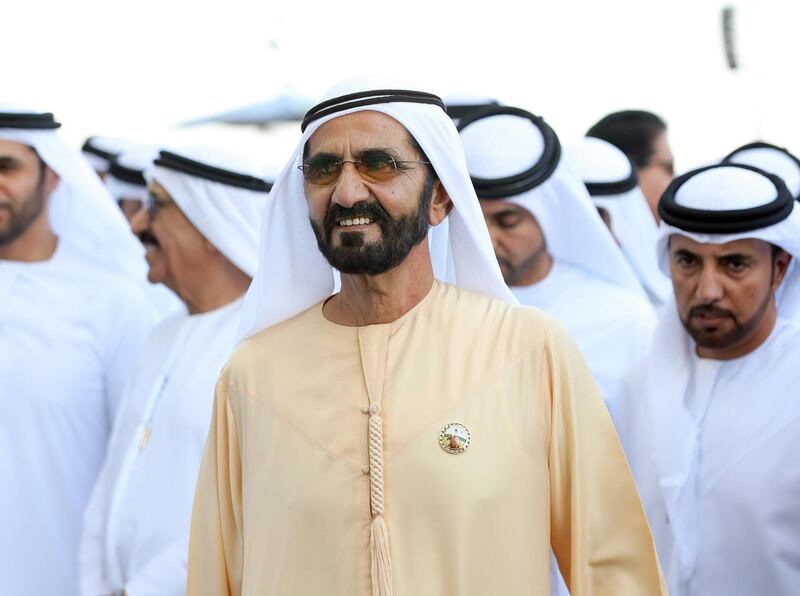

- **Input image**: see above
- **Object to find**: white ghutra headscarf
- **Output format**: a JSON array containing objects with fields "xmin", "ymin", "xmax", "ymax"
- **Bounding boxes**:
[
  {"xmin": 146, "ymin": 146, "xmax": 271, "ymax": 279},
  {"xmin": 638, "ymin": 163, "xmax": 800, "ymax": 587},
  {"xmin": 567, "ymin": 136, "xmax": 671, "ymax": 306},
  {"xmin": 0, "ymin": 105, "xmax": 147, "ymax": 280},
  {"xmin": 457, "ymin": 106, "xmax": 646, "ymax": 297},
  {"xmin": 723, "ymin": 141, "xmax": 800, "ymax": 200}
]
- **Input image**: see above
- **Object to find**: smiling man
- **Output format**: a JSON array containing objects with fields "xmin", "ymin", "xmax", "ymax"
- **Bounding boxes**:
[
  {"xmin": 186, "ymin": 80, "xmax": 665, "ymax": 596},
  {"xmin": 615, "ymin": 163, "xmax": 800, "ymax": 596},
  {"xmin": 79, "ymin": 147, "xmax": 269, "ymax": 596}
]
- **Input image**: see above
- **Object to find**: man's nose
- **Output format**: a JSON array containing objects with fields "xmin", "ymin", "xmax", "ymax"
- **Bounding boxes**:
[
  {"xmin": 695, "ymin": 265, "xmax": 724, "ymax": 303},
  {"xmin": 486, "ymin": 224, "xmax": 502, "ymax": 255},
  {"xmin": 129, "ymin": 207, "xmax": 150, "ymax": 236},
  {"xmin": 331, "ymin": 163, "xmax": 370, "ymax": 208}
]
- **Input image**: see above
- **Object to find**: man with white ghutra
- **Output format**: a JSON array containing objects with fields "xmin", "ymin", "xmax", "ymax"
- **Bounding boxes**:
[
  {"xmin": 80, "ymin": 147, "xmax": 270, "ymax": 596},
  {"xmin": 0, "ymin": 108, "xmax": 157, "ymax": 596},
  {"xmin": 186, "ymin": 78, "xmax": 666, "ymax": 595},
  {"xmin": 615, "ymin": 162, "xmax": 800, "ymax": 596},
  {"xmin": 457, "ymin": 105, "xmax": 656, "ymax": 419}
]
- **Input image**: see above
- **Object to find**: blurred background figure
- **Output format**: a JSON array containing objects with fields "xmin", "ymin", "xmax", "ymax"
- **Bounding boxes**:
[
  {"xmin": 568, "ymin": 136, "xmax": 672, "ymax": 308},
  {"xmin": 105, "ymin": 145, "xmax": 160, "ymax": 222},
  {"xmin": 82, "ymin": 136, "xmax": 135, "ymax": 180},
  {"xmin": 458, "ymin": 105, "xmax": 656, "ymax": 418},
  {"xmin": 104, "ymin": 145, "xmax": 185, "ymax": 317},
  {"xmin": 587, "ymin": 110, "xmax": 674, "ymax": 221},
  {"xmin": 722, "ymin": 141, "xmax": 800, "ymax": 201},
  {"xmin": 81, "ymin": 146, "xmax": 269, "ymax": 596},
  {"xmin": 0, "ymin": 108, "xmax": 157, "ymax": 596}
]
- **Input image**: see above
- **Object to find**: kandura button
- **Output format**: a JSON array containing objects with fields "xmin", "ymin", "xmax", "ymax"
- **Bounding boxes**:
[
  {"xmin": 361, "ymin": 465, "xmax": 371, "ymax": 475},
  {"xmin": 368, "ymin": 404, "xmax": 380, "ymax": 415},
  {"xmin": 360, "ymin": 406, "xmax": 370, "ymax": 414},
  {"xmin": 439, "ymin": 422, "xmax": 471, "ymax": 454}
]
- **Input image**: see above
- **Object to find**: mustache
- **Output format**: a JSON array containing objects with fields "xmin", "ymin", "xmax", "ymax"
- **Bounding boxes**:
[
  {"xmin": 324, "ymin": 200, "xmax": 390, "ymax": 229},
  {"xmin": 689, "ymin": 304, "xmax": 734, "ymax": 319},
  {"xmin": 138, "ymin": 230, "xmax": 159, "ymax": 247}
]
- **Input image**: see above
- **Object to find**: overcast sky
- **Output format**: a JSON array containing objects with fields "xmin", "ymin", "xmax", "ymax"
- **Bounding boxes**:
[{"xmin": 5, "ymin": 0, "xmax": 798, "ymax": 172}]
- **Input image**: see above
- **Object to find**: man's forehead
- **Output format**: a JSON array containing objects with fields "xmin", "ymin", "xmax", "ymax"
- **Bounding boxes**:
[
  {"xmin": 305, "ymin": 110, "xmax": 412, "ymax": 154},
  {"xmin": 0, "ymin": 138, "xmax": 37, "ymax": 158},
  {"xmin": 479, "ymin": 199, "xmax": 529, "ymax": 215},
  {"xmin": 148, "ymin": 179, "xmax": 172, "ymax": 200},
  {"xmin": 670, "ymin": 233, "xmax": 770, "ymax": 254}
]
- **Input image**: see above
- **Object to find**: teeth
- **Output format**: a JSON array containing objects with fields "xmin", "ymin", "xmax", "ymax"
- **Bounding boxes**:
[{"xmin": 339, "ymin": 217, "xmax": 373, "ymax": 227}]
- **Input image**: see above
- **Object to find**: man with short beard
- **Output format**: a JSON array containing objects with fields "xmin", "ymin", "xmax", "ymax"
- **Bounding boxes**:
[
  {"xmin": 615, "ymin": 163, "xmax": 800, "ymax": 596},
  {"xmin": 457, "ymin": 105, "xmax": 656, "ymax": 418},
  {"xmin": 186, "ymin": 80, "xmax": 665, "ymax": 596},
  {"xmin": 0, "ymin": 109, "xmax": 157, "ymax": 595}
]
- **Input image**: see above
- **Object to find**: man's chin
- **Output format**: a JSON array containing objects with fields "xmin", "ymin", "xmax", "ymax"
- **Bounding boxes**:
[
  {"xmin": 144, "ymin": 251, "xmax": 167, "ymax": 284},
  {"xmin": 331, "ymin": 229, "xmax": 383, "ymax": 249},
  {"xmin": 688, "ymin": 325, "xmax": 739, "ymax": 350}
]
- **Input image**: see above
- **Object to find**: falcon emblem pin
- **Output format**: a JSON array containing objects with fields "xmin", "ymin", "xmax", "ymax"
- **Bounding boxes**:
[{"xmin": 439, "ymin": 422, "xmax": 471, "ymax": 454}]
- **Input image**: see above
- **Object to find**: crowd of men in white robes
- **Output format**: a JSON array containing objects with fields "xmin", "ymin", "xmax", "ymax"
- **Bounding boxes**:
[{"xmin": 1, "ymin": 80, "xmax": 799, "ymax": 596}]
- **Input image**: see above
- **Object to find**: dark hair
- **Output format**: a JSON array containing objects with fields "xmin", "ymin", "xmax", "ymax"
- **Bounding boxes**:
[
  {"xmin": 587, "ymin": 110, "xmax": 667, "ymax": 168},
  {"xmin": 771, "ymin": 243, "xmax": 788, "ymax": 261}
]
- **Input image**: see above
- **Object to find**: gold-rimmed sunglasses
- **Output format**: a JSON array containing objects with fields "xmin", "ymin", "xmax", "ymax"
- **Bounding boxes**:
[{"xmin": 299, "ymin": 149, "xmax": 430, "ymax": 186}]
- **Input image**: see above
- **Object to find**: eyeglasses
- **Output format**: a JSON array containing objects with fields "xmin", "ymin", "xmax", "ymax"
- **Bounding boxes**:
[
  {"xmin": 146, "ymin": 191, "xmax": 175, "ymax": 218},
  {"xmin": 298, "ymin": 150, "xmax": 431, "ymax": 185}
]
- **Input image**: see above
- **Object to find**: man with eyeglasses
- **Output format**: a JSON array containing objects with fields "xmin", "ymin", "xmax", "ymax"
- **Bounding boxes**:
[
  {"xmin": 186, "ymin": 79, "xmax": 665, "ymax": 596},
  {"xmin": 79, "ymin": 147, "xmax": 270, "ymax": 596},
  {"xmin": 0, "ymin": 108, "xmax": 157, "ymax": 596},
  {"xmin": 103, "ymin": 145, "xmax": 184, "ymax": 317}
]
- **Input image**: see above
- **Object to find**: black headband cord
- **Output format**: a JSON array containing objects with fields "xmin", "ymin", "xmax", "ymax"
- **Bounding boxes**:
[
  {"xmin": 456, "ymin": 105, "xmax": 561, "ymax": 200},
  {"xmin": 658, "ymin": 163, "xmax": 794, "ymax": 233}
]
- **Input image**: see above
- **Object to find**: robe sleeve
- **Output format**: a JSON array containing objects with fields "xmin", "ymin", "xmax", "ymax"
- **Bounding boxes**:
[
  {"xmin": 546, "ymin": 329, "xmax": 668, "ymax": 595},
  {"xmin": 186, "ymin": 370, "xmax": 243, "ymax": 596},
  {"xmin": 78, "ymin": 458, "xmax": 115, "ymax": 596}
]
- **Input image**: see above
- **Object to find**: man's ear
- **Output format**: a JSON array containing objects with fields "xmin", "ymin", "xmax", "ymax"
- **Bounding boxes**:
[
  {"xmin": 772, "ymin": 250, "xmax": 792, "ymax": 290},
  {"xmin": 428, "ymin": 180, "xmax": 453, "ymax": 226},
  {"xmin": 204, "ymin": 237, "xmax": 222, "ymax": 255},
  {"xmin": 44, "ymin": 167, "xmax": 60, "ymax": 197}
]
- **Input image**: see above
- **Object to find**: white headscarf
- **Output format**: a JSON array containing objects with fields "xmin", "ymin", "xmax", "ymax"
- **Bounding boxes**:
[
  {"xmin": 458, "ymin": 111, "xmax": 646, "ymax": 296},
  {"xmin": 82, "ymin": 136, "xmax": 135, "ymax": 173},
  {"xmin": 237, "ymin": 77, "xmax": 515, "ymax": 340},
  {"xmin": 105, "ymin": 145, "xmax": 160, "ymax": 205},
  {"xmin": 146, "ymin": 146, "xmax": 270, "ymax": 279},
  {"xmin": 442, "ymin": 93, "xmax": 500, "ymax": 127},
  {"xmin": 567, "ymin": 137, "xmax": 671, "ymax": 305},
  {"xmin": 722, "ymin": 142, "xmax": 800, "ymax": 200},
  {"xmin": 640, "ymin": 164, "xmax": 800, "ymax": 585},
  {"xmin": 0, "ymin": 105, "xmax": 147, "ymax": 279}
]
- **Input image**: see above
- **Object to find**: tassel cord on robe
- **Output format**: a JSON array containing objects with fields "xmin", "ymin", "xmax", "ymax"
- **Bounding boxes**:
[{"xmin": 368, "ymin": 406, "xmax": 393, "ymax": 596}]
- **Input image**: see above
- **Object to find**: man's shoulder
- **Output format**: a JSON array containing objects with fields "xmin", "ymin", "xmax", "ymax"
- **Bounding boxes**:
[
  {"xmin": 225, "ymin": 301, "xmax": 325, "ymax": 367},
  {"xmin": 53, "ymin": 254, "xmax": 152, "ymax": 306},
  {"xmin": 767, "ymin": 316, "xmax": 800, "ymax": 358},
  {"xmin": 432, "ymin": 282, "xmax": 569, "ymax": 352}
]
